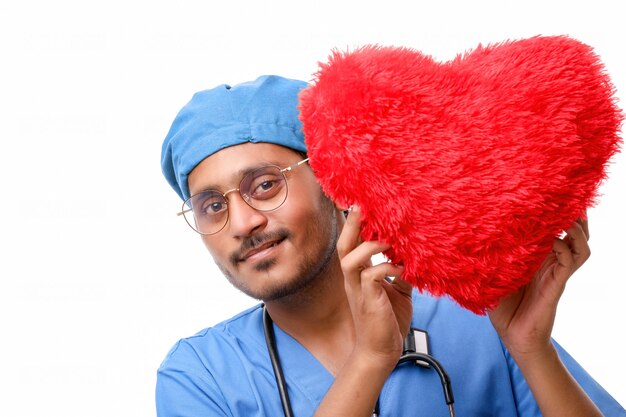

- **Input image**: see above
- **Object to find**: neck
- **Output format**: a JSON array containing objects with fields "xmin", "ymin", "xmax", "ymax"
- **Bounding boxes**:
[
  {"xmin": 265, "ymin": 256, "xmax": 350, "ymax": 331},
  {"xmin": 264, "ymin": 256, "xmax": 356, "ymax": 375}
]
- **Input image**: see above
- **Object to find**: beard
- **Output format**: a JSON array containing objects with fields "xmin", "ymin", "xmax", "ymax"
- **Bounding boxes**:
[{"xmin": 214, "ymin": 197, "xmax": 339, "ymax": 302}]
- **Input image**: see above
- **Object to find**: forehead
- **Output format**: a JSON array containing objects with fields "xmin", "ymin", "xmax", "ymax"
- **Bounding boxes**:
[{"xmin": 187, "ymin": 142, "xmax": 303, "ymax": 194}]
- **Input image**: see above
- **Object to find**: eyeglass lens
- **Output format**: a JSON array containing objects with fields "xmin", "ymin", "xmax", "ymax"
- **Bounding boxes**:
[{"xmin": 182, "ymin": 165, "xmax": 288, "ymax": 235}]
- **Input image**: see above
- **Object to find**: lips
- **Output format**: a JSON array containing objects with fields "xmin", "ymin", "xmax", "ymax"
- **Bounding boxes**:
[{"xmin": 240, "ymin": 238, "xmax": 286, "ymax": 262}]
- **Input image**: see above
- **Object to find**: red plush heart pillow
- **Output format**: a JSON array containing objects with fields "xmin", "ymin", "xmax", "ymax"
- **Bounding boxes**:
[{"xmin": 299, "ymin": 36, "xmax": 623, "ymax": 314}]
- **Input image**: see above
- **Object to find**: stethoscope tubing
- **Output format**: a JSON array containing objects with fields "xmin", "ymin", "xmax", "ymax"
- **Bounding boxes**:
[
  {"xmin": 263, "ymin": 306, "xmax": 295, "ymax": 417},
  {"xmin": 263, "ymin": 305, "xmax": 456, "ymax": 417}
]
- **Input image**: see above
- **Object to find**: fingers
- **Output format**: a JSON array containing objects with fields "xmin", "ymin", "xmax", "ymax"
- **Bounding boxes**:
[
  {"xmin": 339, "ymin": 205, "xmax": 392, "ymax": 285},
  {"xmin": 360, "ymin": 262, "xmax": 405, "ymax": 287},
  {"xmin": 564, "ymin": 212, "xmax": 589, "ymax": 240},
  {"xmin": 552, "ymin": 219, "xmax": 591, "ymax": 286},
  {"xmin": 382, "ymin": 274, "xmax": 413, "ymax": 298},
  {"xmin": 552, "ymin": 238, "xmax": 574, "ymax": 274},
  {"xmin": 337, "ymin": 205, "xmax": 406, "ymax": 294},
  {"xmin": 342, "ymin": 241, "xmax": 389, "ymax": 275},
  {"xmin": 337, "ymin": 205, "xmax": 389, "ymax": 272},
  {"xmin": 577, "ymin": 217, "xmax": 589, "ymax": 241},
  {"xmin": 563, "ymin": 220, "xmax": 591, "ymax": 271},
  {"xmin": 337, "ymin": 205, "xmax": 364, "ymax": 259}
]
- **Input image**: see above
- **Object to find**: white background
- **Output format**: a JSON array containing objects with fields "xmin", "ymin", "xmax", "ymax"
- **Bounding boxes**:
[{"xmin": 1, "ymin": 1, "xmax": 624, "ymax": 416}]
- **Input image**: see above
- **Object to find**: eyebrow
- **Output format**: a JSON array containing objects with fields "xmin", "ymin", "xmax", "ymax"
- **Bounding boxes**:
[{"xmin": 194, "ymin": 160, "xmax": 285, "ymax": 194}]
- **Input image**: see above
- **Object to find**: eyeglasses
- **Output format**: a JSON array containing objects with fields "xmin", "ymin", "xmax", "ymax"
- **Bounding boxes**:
[{"xmin": 177, "ymin": 158, "xmax": 309, "ymax": 235}]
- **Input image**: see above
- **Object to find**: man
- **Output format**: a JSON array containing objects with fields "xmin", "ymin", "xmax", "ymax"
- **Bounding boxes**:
[{"xmin": 157, "ymin": 75, "xmax": 624, "ymax": 416}]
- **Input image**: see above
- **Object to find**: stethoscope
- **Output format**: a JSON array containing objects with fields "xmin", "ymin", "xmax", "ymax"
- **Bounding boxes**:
[{"xmin": 263, "ymin": 305, "xmax": 456, "ymax": 417}]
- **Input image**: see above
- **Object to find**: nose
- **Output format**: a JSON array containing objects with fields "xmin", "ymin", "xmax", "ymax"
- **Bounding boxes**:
[{"xmin": 225, "ymin": 191, "xmax": 268, "ymax": 237}]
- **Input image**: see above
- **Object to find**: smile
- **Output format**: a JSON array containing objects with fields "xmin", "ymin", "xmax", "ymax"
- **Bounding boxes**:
[{"xmin": 241, "ymin": 238, "xmax": 286, "ymax": 263}]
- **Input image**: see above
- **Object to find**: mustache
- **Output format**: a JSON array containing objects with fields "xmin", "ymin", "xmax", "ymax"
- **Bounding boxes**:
[{"xmin": 230, "ymin": 228, "xmax": 291, "ymax": 264}]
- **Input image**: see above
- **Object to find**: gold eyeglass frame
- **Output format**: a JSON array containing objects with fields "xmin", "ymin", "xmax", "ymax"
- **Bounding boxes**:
[{"xmin": 177, "ymin": 158, "xmax": 310, "ymax": 235}]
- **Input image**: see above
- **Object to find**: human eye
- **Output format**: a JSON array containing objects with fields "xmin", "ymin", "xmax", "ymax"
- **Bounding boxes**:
[
  {"xmin": 249, "ymin": 172, "xmax": 284, "ymax": 200},
  {"xmin": 194, "ymin": 192, "xmax": 227, "ymax": 216}
]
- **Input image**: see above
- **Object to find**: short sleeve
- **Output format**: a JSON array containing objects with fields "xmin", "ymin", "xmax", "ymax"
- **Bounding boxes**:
[
  {"xmin": 156, "ymin": 340, "xmax": 232, "ymax": 417},
  {"xmin": 553, "ymin": 340, "xmax": 625, "ymax": 416},
  {"xmin": 503, "ymin": 339, "xmax": 625, "ymax": 416}
]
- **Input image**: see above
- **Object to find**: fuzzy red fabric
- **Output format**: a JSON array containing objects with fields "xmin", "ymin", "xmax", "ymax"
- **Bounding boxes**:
[{"xmin": 299, "ymin": 36, "xmax": 623, "ymax": 314}]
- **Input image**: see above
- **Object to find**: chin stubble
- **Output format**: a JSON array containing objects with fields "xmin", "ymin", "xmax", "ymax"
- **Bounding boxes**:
[{"xmin": 215, "ymin": 198, "xmax": 340, "ymax": 302}]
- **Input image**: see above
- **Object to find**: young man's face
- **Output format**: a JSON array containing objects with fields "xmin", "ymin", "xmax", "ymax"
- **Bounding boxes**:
[{"xmin": 187, "ymin": 142, "xmax": 342, "ymax": 301}]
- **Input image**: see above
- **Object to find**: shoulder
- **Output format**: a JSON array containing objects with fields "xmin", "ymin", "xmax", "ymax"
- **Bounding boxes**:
[
  {"xmin": 158, "ymin": 304, "xmax": 266, "ymax": 372},
  {"xmin": 156, "ymin": 305, "xmax": 273, "ymax": 417}
]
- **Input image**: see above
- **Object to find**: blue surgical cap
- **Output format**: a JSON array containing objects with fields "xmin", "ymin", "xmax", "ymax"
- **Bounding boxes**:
[{"xmin": 161, "ymin": 75, "xmax": 308, "ymax": 201}]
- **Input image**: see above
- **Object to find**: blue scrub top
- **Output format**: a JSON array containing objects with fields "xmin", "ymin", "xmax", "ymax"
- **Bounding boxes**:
[{"xmin": 156, "ymin": 291, "xmax": 625, "ymax": 416}]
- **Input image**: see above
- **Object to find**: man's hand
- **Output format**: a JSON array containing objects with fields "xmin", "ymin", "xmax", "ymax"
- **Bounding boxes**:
[
  {"xmin": 489, "ymin": 217, "xmax": 590, "ymax": 359},
  {"xmin": 487, "ymin": 216, "xmax": 602, "ymax": 417},
  {"xmin": 337, "ymin": 205, "xmax": 413, "ymax": 371},
  {"xmin": 312, "ymin": 205, "xmax": 413, "ymax": 417}
]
